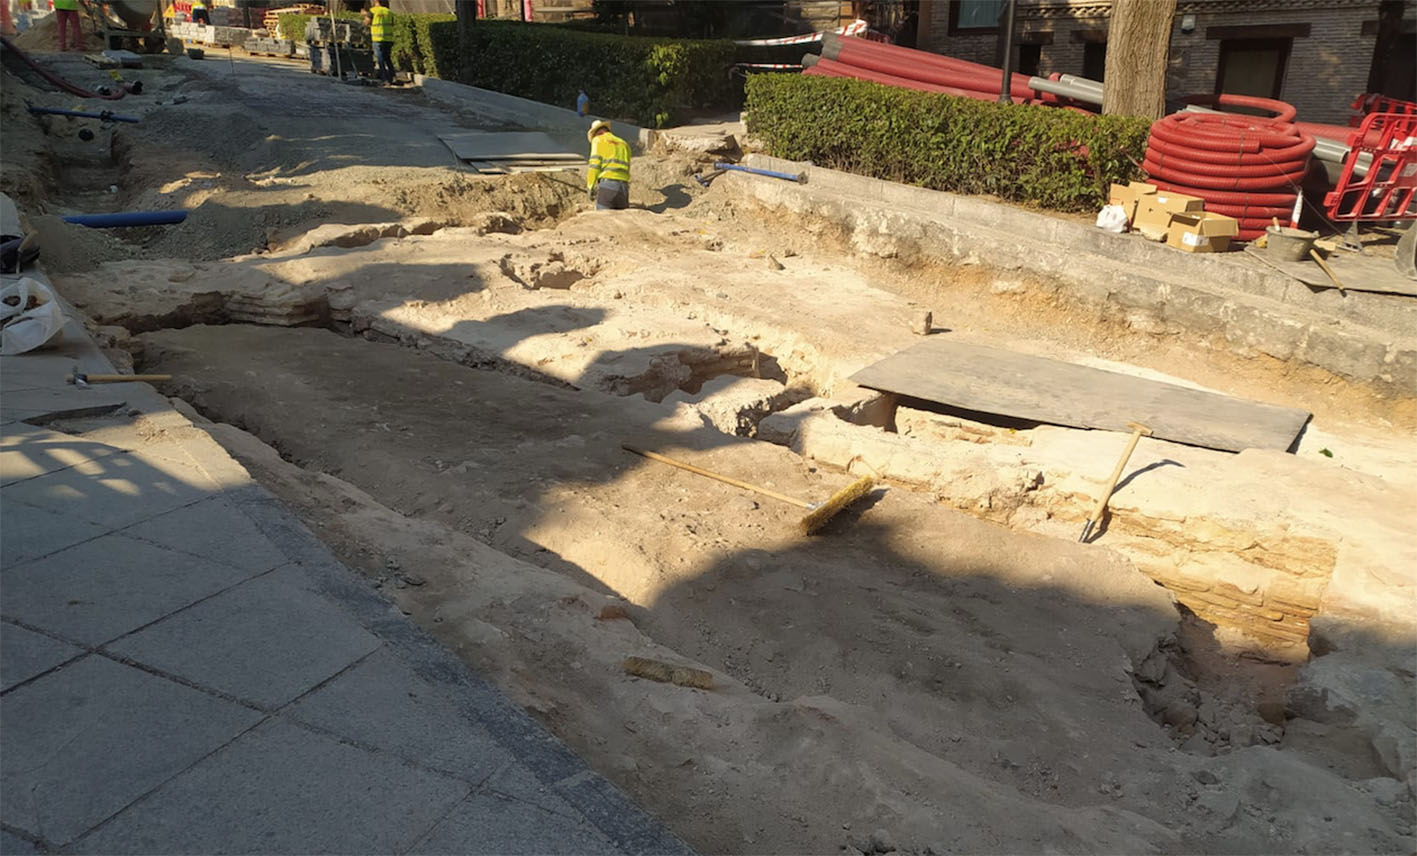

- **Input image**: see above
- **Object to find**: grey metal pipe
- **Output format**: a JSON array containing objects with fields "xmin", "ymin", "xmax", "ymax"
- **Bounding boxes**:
[
  {"xmin": 1027, "ymin": 76, "xmax": 1102, "ymax": 105},
  {"xmin": 1058, "ymin": 74, "xmax": 1104, "ymax": 95}
]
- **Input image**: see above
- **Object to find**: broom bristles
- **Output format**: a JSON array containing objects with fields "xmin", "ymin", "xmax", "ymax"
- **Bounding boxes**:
[{"xmin": 799, "ymin": 476, "xmax": 875, "ymax": 535}]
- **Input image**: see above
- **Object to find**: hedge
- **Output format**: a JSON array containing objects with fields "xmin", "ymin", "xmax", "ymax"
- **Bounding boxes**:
[
  {"xmin": 744, "ymin": 74, "xmax": 1150, "ymax": 213},
  {"xmin": 390, "ymin": 13, "xmax": 455, "ymax": 76},
  {"xmin": 450, "ymin": 20, "xmax": 736, "ymax": 127},
  {"xmin": 274, "ymin": 10, "xmax": 359, "ymax": 42}
]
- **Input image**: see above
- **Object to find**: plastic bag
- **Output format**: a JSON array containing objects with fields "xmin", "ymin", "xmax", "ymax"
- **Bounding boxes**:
[
  {"xmin": 1, "ymin": 277, "xmax": 66, "ymax": 355},
  {"xmin": 1095, "ymin": 204, "xmax": 1129, "ymax": 233}
]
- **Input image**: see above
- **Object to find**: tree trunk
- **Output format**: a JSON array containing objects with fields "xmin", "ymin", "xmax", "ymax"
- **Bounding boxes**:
[{"xmin": 1102, "ymin": 0, "xmax": 1177, "ymax": 118}]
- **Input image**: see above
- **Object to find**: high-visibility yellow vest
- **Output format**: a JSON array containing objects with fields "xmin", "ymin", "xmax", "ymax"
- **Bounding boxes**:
[
  {"xmin": 369, "ymin": 5, "xmax": 391, "ymax": 42},
  {"xmin": 52, "ymin": 0, "xmax": 78, "ymax": 11},
  {"xmin": 587, "ymin": 132, "xmax": 631, "ymax": 190}
]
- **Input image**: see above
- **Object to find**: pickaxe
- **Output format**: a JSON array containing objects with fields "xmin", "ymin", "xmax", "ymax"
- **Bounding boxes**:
[{"xmin": 67, "ymin": 367, "xmax": 172, "ymax": 387}]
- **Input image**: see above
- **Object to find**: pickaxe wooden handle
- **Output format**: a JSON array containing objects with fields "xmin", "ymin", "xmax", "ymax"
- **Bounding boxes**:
[
  {"xmin": 67, "ymin": 369, "xmax": 172, "ymax": 385},
  {"xmin": 1079, "ymin": 421, "xmax": 1152, "ymax": 543}
]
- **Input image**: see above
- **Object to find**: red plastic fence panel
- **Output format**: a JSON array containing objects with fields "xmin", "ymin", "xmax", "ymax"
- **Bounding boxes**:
[{"xmin": 1324, "ymin": 112, "xmax": 1417, "ymax": 222}]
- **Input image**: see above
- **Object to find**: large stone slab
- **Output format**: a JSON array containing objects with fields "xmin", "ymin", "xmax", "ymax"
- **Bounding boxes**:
[
  {"xmin": 0, "ymin": 655, "xmax": 261, "ymax": 846},
  {"xmin": 121, "ymin": 496, "xmax": 289, "ymax": 574},
  {"xmin": 0, "ymin": 424, "xmax": 121, "ymax": 487},
  {"xmin": 286, "ymin": 648, "xmax": 516, "ymax": 781},
  {"xmin": 107, "ymin": 564, "xmax": 381, "ymax": 708},
  {"xmin": 0, "ymin": 622, "xmax": 83, "ymax": 692},
  {"xmin": 414, "ymin": 791, "xmax": 620, "ymax": 855},
  {"xmin": 0, "ymin": 452, "xmax": 212, "ymax": 529},
  {"xmin": 74, "ymin": 719, "xmax": 470, "ymax": 855},
  {"xmin": 851, "ymin": 336, "xmax": 1311, "ymax": 452},
  {"xmin": 0, "ymin": 497, "xmax": 109, "ymax": 568},
  {"xmin": 0, "ymin": 533, "xmax": 254, "ymax": 646}
]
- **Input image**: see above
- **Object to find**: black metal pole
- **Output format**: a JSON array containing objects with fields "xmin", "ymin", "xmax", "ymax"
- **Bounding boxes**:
[{"xmin": 998, "ymin": 0, "xmax": 1017, "ymax": 104}]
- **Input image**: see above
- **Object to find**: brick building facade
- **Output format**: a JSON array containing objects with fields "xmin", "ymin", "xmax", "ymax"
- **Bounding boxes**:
[{"xmin": 914, "ymin": 0, "xmax": 1416, "ymax": 124}]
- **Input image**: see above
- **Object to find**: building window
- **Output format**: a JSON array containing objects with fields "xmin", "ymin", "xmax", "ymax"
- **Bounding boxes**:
[
  {"xmin": 1216, "ymin": 38, "xmax": 1291, "ymax": 100},
  {"xmin": 948, "ymin": 0, "xmax": 1006, "ymax": 34},
  {"xmin": 1017, "ymin": 43, "xmax": 1041, "ymax": 77},
  {"xmin": 1082, "ymin": 41, "xmax": 1106, "ymax": 82}
]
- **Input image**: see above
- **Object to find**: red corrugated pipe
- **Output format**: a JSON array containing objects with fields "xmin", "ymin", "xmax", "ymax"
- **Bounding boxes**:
[
  {"xmin": 827, "ymin": 34, "xmax": 1050, "ymax": 103},
  {"xmin": 1144, "ymin": 95, "xmax": 1315, "ymax": 240},
  {"xmin": 802, "ymin": 56, "xmax": 1033, "ymax": 103}
]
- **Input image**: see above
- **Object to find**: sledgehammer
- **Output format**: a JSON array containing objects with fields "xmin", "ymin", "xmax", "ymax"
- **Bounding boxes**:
[
  {"xmin": 1079, "ymin": 421, "xmax": 1152, "ymax": 543},
  {"xmin": 68, "ymin": 367, "xmax": 172, "ymax": 387}
]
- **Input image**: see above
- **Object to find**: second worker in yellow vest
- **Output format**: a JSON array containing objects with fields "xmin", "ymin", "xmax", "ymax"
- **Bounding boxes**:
[
  {"xmin": 586, "ymin": 120, "xmax": 631, "ymax": 211},
  {"xmin": 364, "ymin": 0, "xmax": 394, "ymax": 84}
]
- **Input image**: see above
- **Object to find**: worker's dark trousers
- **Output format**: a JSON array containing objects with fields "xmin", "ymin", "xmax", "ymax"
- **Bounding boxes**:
[
  {"xmin": 373, "ymin": 41, "xmax": 394, "ymax": 83},
  {"xmin": 596, "ymin": 179, "xmax": 629, "ymax": 210},
  {"xmin": 55, "ymin": 8, "xmax": 83, "ymax": 51}
]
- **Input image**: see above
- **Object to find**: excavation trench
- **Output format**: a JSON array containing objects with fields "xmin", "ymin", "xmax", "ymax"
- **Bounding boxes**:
[
  {"xmin": 121, "ymin": 320, "xmax": 1413, "ymax": 856},
  {"xmin": 11, "ymin": 54, "xmax": 1412, "ymax": 850}
]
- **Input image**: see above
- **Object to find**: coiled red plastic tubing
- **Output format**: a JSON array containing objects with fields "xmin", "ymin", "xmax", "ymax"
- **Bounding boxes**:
[{"xmin": 1142, "ymin": 95, "xmax": 1315, "ymax": 241}]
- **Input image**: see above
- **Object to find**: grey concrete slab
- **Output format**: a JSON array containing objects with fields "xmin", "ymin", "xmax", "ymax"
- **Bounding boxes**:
[
  {"xmin": 0, "ymin": 410, "xmax": 48, "ymax": 427},
  {"xmin": 0, "ymin": 451, "xmax": 212, "ymax": 529},
  {"xmin": 107, "ymin": 565, "xmax": 381, "ymax": 708},
  {"xmin": 0, "ymin": 533, "xmax": 252, "ymax": 646},
  {"xmin": 414, "ymin": 790, "xmax": 620, "ymax": 856},
  {"xmin": 0, "ymin": 388, "xmax": 128, "ymax": 422},
  {"xmin": 485, "ymin": 762, "xmax": 584, "ymax": 820},
  {"xmin": 74, "ymin": 719, "xmax": 470, "ymax": 855},
  {"xmin": 286, "ymin": 648, "xmax": 516, "ymax": 781},
  {"xmin": 0, "ymin": 496, "xmax": 110, "ymax": 567},
  {"xmin": 0, "ymin": 655, "xmax": 261, "ymax": 846},
  {"xmin": 0, "ymin": 424, "xmax": 121, "ymax": 487},
  {"xmin": 0, "ymin": 829, "xmax": 39, "ymax": 854},
  {"xmin": 0, "ymin": 622, "xmax": 83, "ymax": 692},
  {"xmin": 121, "ymin": 497, "xmax": 288, "ymax": 574}
]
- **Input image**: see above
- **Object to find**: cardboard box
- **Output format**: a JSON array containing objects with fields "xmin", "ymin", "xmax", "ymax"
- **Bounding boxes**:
[
  {"xmin": 1108, "ymin": 181, "xmax": 1158, "ymax": 227},
  {"xmin": 1166, "ymin": 211, "xmax": 1240, "ymax": 253},
  {"xmin": 1133, "ymin": 191, "xmax": 1206, "ymax": 241}
]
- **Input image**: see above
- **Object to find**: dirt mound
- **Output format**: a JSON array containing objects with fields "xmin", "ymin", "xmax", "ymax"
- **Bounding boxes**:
[
  {"xmin": 10, "ymin": 14, "xmax": 60, "ymax": 52},
  {"xmin": 138, "ymin": 108, "xmax": 272, "ymax": 170},
  {"xmin": 27, "ymin": 214, "xmax": 135, "ymax": 272},
  {"xmin": 0, "ymin": 70, "xmax": 57, "ymax": 206}
]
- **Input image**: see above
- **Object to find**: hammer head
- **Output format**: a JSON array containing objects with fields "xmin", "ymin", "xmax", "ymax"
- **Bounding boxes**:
[
  {"xmin": 66, "ymin": 366, "xmax": 90, "ymax": 388},
  {"xmin": 1127, "ymin": 421, "xmax": 1153, "ymax": 437}
]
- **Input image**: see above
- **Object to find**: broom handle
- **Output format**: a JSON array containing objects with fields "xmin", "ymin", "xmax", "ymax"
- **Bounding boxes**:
[{"xmin": 621, "ymin": 444, "xmax": 811, "ymax": 509}]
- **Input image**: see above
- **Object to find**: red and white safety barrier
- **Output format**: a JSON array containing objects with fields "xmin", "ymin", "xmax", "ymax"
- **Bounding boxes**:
[{"xmin": 735, "ymin": 18, "xmax": 866, "ymax": 46}]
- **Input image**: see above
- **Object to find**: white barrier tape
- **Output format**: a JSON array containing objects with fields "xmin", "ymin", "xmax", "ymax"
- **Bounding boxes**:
[
  {"xmin": 735, "ymin": 18, "xmax": 867, "ymax": 46},
  {"xmin": 735, "ymin": 62, "xmax": 805, "ymax": 69}
]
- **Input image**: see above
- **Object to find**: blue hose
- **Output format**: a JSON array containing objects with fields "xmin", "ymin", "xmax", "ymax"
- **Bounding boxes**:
[
  {"xmin": 26, "ymin": 105, "xmax": 140, "ymax": 123},
  {"xmin": 63, "ymin": 211, "xmax": 188, "ymax": 228},
  {"xmin": 713, "ymin": 162, "xmax": 805, "ymax": 183}
]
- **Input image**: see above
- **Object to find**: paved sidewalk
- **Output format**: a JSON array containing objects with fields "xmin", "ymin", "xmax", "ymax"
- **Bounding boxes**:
[{"xmin": 0, "ymin": 310, "xmax": 689, "ymax": 854}]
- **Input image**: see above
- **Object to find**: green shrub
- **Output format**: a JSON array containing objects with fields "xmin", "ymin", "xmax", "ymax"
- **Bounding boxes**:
[
  {"xmin": 274, "ymin": 10, "xmax": 359, "ymax": 42},
  {"xmin": 744, "ymin": 74, "xmax": 1150, "ymax": 212},
  {"xmin": 417, "ymin": 16, "xmax": 459, "ymax": 79},
  {"xmin": 383, "ymin": 13, "xmax": 454, "ymax": 75},
  {"xmin": 450, "ymin": 19, "xmax": 735, "ymax": 127}
]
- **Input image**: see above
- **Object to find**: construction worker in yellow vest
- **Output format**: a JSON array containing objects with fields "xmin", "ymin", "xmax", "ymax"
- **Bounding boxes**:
[
  {"xmin": 364, "ymin": 0, "xmax": 394, "ymax": 84},
  {"xmin": 189, "ymin": 0, "xmax": 208, "ymax": 24},
  {"xmin": 51, "ymin": 0, "xmax": 84, "ymax": 51},
  {"xmin": 586, "ymin": 120, "xmax": 631, "ymax": 210}
]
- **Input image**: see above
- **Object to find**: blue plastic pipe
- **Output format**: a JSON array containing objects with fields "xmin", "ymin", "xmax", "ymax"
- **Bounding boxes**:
[
  {"xmin": 713, "ymin": 162, "xmax": 806, "ymax": 183},
  {"xmin": 27, "ymin": 105, "xmax": 140, "ymax": 123},
  {"xmin": 63, "ymin": 211, "xmax": 188, "ymax": 228}
]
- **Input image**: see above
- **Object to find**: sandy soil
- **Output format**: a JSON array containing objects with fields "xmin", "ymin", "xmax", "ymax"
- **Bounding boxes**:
[{"xmin": 6, "ymin": 48, "xmax": 1415, "ymax": 854}]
